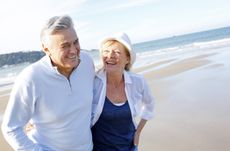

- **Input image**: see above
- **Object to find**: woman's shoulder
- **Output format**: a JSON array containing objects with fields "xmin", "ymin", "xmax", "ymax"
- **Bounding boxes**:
[
  {"xmin": 125, "ymin": 71, "xmax": 148, "ymax": 89},
  {"xmin": 126, "ymin": 71, "xmax": 145, "ymax": 81}
]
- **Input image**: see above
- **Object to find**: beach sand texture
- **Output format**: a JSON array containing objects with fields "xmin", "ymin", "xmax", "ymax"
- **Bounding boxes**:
[{"xmin": 1, "ymin": 45, "xmax": 230, "ymax": 151}]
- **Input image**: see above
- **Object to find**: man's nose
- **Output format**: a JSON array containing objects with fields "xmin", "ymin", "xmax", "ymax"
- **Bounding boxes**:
[{"xmin": 70, "ymin": 43, "xmax": 80, "ymax": 54}]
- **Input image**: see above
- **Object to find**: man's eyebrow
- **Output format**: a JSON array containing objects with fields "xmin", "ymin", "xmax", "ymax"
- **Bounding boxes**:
[{"xmin": 60, "ymin": 42, "xmax": 70, "ymax": 46}]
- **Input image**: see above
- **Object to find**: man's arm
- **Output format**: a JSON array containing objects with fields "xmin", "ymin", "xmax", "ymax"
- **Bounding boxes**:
[{"xmin": 1, "ymin": 78, "xmax": 42, "ymax": 151}]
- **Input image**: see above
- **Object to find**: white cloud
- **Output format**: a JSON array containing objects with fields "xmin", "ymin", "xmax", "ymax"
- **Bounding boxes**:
[
  {"xmin": 0, "ymin": 0, "xmax": 229, "ymax": 54},
  {"xmin": 0, "ymin": 0, "xmax": 89, "ymax": 53},
  {"xmin": 113, "ymin": 0, "xmax": 159, "ymax": 9}
]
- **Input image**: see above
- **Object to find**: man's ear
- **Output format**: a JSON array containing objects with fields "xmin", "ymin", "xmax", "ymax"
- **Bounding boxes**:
[
  {"xmin": 41, "ymin": 34, "xmax": 51, "ymax": 55},
  {"xmin": 42, "ymin": 43, "xmax": 50, "ymax": 56}
]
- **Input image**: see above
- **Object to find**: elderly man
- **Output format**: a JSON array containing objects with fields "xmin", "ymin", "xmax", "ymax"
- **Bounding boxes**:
[{"xmin": 2, "ymin": 15, "xmax": 95, "ymax": 151}]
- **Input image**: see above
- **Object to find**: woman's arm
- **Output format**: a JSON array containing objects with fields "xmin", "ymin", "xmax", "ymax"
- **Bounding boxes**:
[{"xmin": 134, "ymin": 119, "xmax": 147, "ymax": 146}]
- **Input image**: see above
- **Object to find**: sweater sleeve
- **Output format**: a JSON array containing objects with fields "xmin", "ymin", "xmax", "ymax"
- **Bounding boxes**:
[{"xmin": 1, "ymin": 77, "xmax": 43, "ymax": 151}]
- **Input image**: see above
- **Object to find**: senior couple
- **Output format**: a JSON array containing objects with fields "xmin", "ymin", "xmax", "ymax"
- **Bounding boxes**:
[{"xmin": 1, "ymin": 15, "xmax": 155, "ymax": 151}]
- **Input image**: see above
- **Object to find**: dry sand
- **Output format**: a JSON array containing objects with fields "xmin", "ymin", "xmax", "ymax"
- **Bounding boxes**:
[
  {"xmin": 0, "ymin": 95, "xmax": 13, "ymax": 151},
  {"xmin": 1, "ymin": 46, "xmax": 230, "ymax": 151}
]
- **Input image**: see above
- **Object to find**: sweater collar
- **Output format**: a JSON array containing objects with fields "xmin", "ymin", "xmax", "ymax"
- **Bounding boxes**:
[{"xmin": 42, "ymin": 55, "xmax": 59, "ymax": 73}]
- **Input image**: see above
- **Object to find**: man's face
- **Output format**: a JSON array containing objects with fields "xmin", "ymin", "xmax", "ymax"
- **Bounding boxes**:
[{"xmin": 43, "ymin": 27, "xmax": 80, "ymax": 75}]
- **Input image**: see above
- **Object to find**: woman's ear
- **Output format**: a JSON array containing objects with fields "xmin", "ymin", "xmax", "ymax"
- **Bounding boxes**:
[{"xmin": 126, "ymin": 55, "xmax": 130, "ymax": 65}]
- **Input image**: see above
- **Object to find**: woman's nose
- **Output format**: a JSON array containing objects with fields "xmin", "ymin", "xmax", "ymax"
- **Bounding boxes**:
[{"xmin": 108, "ymin": 51, "xmax": 115, "ymax": 58}]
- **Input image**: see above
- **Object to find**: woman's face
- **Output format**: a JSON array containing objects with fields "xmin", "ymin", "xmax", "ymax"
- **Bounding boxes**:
[{"xmin": 101, "ymin": 41, "xmax": 130, "ymax": 74}]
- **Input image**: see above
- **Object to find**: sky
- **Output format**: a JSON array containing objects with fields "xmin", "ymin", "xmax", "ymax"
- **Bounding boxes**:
[{"xmin": 0, "ymin": 0, "xmax": 230, "ymax": 54}]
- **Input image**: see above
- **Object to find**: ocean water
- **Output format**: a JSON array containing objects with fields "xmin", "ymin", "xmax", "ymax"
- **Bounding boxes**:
[
  {"xmin": 132, "ymin": 26, "xmax": 230, "ymax": 68},
  {"xmin": 1, "ymin": 26, "xmax": 230, "ymax": 92}
]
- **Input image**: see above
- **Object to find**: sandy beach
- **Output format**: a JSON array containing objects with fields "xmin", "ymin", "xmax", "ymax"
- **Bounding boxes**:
[
  {"xmin": 0, "ymin": 92, "xmax": 13, "ymax": 151},
  {"xmin": 138, "ymin": 45, "xmax": 230, "ymax": 151},
  {"xmin": 1, "ymin": 45, "xmax": 230, "ymax": 151}
]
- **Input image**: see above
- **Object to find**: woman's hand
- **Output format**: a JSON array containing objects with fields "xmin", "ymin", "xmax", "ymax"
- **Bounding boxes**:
[
  {"xmin": 133, "ymin": 119, "xmax": 147, "ymax": 147},
  {"xmin": 24, "ymin": 123, "xmax": 35, "ymax": 133},
  {"xmin": 134, "ymin": 131, "xmax": 140, "ymax": 146}
]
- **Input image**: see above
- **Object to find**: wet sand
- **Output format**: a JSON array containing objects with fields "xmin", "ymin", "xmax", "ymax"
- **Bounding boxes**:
[
  {"xmin": 1, "ymin": 46, "xmax": 230, "ymax": 151},
  {"xmin": 138, "ymin": 46, "xmax": 230, "ymax": 151}
]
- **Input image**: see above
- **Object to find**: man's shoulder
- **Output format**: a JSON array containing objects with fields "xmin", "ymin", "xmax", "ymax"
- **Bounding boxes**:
[
  {"xmin": 80, "ymin": 51, "xmax": 95, "ymax": 69},
  {"xmin": 17, "ymin": 56, "xmax": 46, "ymax": 80},
  {"xmin": 80, "ymin": 51, "xmax": 93, "ymax": 60}
]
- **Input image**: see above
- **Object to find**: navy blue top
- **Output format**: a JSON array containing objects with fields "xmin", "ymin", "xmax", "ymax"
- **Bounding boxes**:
[{"xmin": 92, "ymin": 97, "xmax": 136, "ymax": 151}]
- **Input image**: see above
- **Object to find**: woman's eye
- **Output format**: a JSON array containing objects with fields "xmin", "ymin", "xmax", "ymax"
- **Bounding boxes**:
[
  {"xmin": 114, "ymin": 50, "xmax": 121, "ymax": 54},
  {"xmin": 103, "ymin": 50, "xmax": 109, "ymax": 53}
]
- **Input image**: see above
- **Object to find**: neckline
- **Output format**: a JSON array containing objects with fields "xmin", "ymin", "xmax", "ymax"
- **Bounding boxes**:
[{"xmin": 106, "ymin": 96, "xmax": 127, "ymax": 106}]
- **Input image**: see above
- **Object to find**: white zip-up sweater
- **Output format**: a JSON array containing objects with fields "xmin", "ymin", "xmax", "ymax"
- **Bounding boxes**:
[
  {"xmin": 2, "ymin": 52, "xmax": 95, "ymax": 151},
  {"xmin": 91, "ymin": 69, "xmax": 155, "ymax": 127}
]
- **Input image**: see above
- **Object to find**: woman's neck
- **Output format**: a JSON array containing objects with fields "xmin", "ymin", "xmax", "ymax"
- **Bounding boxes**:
[{"xmin": 106, "ymin": 72, "xmax": 123, "ymax": 87}]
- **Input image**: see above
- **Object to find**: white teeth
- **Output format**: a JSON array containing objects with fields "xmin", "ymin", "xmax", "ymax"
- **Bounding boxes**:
[
  {"xmin": 106, "ymin": 61, "xmax": 116, "ymax": 65},
  {"xmin": 69, "ymin": 56, "xmax": 76, "ymax": 59}
]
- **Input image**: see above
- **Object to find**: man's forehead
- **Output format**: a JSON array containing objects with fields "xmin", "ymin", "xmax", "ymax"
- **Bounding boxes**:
[{"xmin": 48, "ymin": 31, "xmax": 78, "ymax": 40}]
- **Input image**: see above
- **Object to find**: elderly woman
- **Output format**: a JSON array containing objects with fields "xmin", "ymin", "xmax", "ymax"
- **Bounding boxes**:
[{"xmin": 91, "ymin": 32, "xmax": 155, "ymax": 151}]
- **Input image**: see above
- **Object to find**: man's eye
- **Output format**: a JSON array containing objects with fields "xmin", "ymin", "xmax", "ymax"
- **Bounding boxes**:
[
  {"xmin": 74, "ymin": 39, "xmax": 79, "ymax": 45},
  {"xmin": 62, "ymin": 45, "xmax": 70, "ymax": 49}
]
